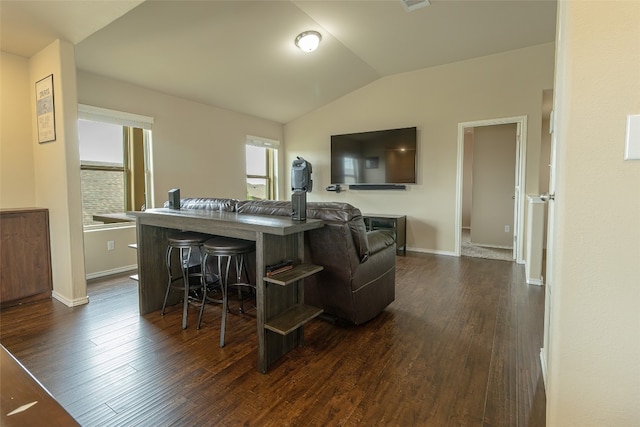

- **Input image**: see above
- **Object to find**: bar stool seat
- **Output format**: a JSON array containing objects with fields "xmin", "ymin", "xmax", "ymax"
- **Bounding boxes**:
[
  {"xmin": 162, "ymin": 232, "xmax": 210, "ymax": 329},
  {"xmin": 198, "ymin": 236, "xmax": 255, "ymax": 347}
]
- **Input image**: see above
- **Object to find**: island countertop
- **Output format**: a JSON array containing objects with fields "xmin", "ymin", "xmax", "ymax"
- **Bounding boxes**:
[{"xmin": 129, "ymin": 207, "xmax": 323, "ymax": 237}]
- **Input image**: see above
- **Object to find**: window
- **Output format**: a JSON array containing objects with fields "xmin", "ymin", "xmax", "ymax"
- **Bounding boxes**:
[
  {"xmin": 343, "ymin": 157, "xmax": 358, "ymax": 183},
  {"xmin": 246, "ymin": 136, "xmax": 279, "ymax": 200},
  {"xmin": 78, "ymin": 105, "xmax": 153, "ymax": 227},
  {"xmin": 79, "ymin": 120, "xmax": 124, "ymax": 225}
]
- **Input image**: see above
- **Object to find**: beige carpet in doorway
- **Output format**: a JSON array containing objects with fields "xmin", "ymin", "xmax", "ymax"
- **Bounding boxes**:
[{"xmin": 461, "ymin": 229, "xmax": 513, "ymax": 261}]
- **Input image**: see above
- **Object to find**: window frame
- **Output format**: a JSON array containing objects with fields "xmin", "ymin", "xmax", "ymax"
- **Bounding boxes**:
[
  {"xmin": 245, "ymin": 135, "xmax": 279, "ymax": 201},
  {"xmin": 78, "ymin": 105, "xmax": 154, "ymax": 229}
]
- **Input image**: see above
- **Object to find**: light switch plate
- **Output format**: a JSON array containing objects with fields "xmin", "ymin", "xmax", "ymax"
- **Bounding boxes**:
[{"xmin": 624, "ymin": 114, "xmax": 640, "ymax": 160}]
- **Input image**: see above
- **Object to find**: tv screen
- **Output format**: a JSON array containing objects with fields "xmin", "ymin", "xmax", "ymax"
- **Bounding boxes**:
[{"xmin": 331, "ymin": 127, "xmax": 417, "ymax": 185}]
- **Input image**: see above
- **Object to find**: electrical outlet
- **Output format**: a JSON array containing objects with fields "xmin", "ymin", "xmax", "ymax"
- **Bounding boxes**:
[
  {"xmin": 504, "ymin": 225, "xmax": 510, "ymax": 233},
  {"xmin": 107, "ymin": 240, "xmax": 115, "ymax": 251}
]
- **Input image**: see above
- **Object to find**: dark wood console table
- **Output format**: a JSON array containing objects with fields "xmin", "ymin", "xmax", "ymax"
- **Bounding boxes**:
[
  {"xmin": 1, "ymin": 345, "xmax": 79, "ymax": 426},
  {"xmin": 363, "ymin": 214, "xmax": 407, "ymax": 255},
  {"xmin": 130, "ymin": 208, "xmax": 324, "ymax": 373}
]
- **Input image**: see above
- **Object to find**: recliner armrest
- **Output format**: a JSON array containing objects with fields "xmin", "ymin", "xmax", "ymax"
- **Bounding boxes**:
[{"xmin": 367, "ymin": 230, "xmax": 396, "ymax": 256}]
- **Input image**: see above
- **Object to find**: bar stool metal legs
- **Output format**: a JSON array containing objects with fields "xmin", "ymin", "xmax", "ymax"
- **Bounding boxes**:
[
  {"xmin": 162, "ymin": 232, "xmax": 208, "ymax": 329},
  {"xmin": 232, "ymin": 253, "xmax": 254, "ymax": 314},
  {"xmin": 198, "ymin": 252, "xmax": 231, "ymax": 347},
  {"xmin": 198, "ymin": 236, "xmax": 255, "ymax": 347}
]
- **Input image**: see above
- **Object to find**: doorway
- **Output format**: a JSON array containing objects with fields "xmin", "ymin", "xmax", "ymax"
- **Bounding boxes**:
[{"xmin": 455, "ymin": 116, "xmax": 527, "ymax": 263}]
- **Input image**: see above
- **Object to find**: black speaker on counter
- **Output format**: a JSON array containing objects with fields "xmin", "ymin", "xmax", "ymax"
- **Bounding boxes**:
[
  {"xmin": 168, "ymin": 188, "xmax": 181, "ymax": 209},
  {"xmin": 291, "ymin": 157, "xmax": 312, "ymax": 192},
  {"xmin": 291, "ymin": 191, "xmax": 307, "ymax": 221}
]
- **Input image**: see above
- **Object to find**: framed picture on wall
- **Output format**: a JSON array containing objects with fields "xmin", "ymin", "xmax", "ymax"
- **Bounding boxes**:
[{"xmin": 35, "ymin": 74, "xmax": 56, "ymax": 143}]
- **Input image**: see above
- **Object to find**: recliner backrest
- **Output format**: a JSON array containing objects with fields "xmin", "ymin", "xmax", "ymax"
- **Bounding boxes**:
[
  {"xmin": 235, "ymin": 200, "xmax": 370, "ymax": 262},
  {"xmin": 163, "ymin": 198, "xmax": 238, "ymax": 211}
]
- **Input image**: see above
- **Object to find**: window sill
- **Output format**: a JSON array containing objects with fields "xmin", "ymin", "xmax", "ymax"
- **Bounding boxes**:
[{"xmin": 84, "ymin": 222, "xmax": 136, "ymax": 232}]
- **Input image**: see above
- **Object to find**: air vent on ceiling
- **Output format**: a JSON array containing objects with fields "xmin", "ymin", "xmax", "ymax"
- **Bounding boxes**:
[{"xmin": 401, "ymin": 0, "xmax": 431, "ymax": 12}]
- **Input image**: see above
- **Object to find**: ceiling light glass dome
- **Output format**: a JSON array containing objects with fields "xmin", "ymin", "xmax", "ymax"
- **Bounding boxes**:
[{"xmin": 295, "ymin": 31, "xmax": 322, "ymax": 52}]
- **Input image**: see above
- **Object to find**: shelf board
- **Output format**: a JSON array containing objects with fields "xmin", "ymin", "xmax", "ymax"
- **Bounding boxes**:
[
  {"xmin": 127, "ymin": 244, "xmax": 138, "ymax": 281},
  {"xmin": 264, "ymin": 304, "xmax": 323, "ymax": 335},
  {"xmin": 263, "ymin": 263, "xmax": 323, "ymax": 286}
]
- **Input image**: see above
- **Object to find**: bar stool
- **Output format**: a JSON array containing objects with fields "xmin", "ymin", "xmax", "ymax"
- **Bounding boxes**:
[
  {"xmin": 198, "ymin": 236, "xmax": 255, "ymax": 347},
  {"xmin": 162, "ymin": 232, "xmax": 209, "ymax": 329}
]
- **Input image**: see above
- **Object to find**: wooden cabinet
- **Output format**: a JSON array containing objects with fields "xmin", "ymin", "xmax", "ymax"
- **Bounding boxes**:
[
  {"xmin": 0, "ymin": 208, "xmax": 53, "ymax": 307},
  {"xmin": 363, "ymin": 214, "xmax": 407, "ymax": 255}
]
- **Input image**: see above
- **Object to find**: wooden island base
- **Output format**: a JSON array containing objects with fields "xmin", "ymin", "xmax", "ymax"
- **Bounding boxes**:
[{"xmin": 130, "ymin": 208, "xmax": 324, "ymax": 373}]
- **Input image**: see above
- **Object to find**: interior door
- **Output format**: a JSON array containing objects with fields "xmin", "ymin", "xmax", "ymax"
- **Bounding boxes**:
[
  {"xmin": 541, "ymin": 111, "xmax": 557, "ymax": 385},
  {"xmin": 512, "ymin": 123, "xmax": 522, "ymax": 260},
  {"xmin": 470, "ymin": 123, "xmax": 517, "ymax": 251}
]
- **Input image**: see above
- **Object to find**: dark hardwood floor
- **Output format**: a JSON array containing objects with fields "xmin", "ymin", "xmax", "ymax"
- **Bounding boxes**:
[{"xmin": 0, "ymin": 253, "xmax": 546, "ymax": 426}]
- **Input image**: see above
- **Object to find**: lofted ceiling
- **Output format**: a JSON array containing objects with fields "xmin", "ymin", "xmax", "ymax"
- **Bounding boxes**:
[{"xmin": 1, "ymin": 0, "xmax": 557, "ymax": 124}]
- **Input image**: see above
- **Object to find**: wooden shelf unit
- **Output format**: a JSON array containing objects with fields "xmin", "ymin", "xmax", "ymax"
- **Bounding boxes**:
[
  {"xmin": 263, "ymin": 263, "xmax": 323, "ymax": 336},
  {"xmin": 127, "ymin": 243, "xmax": 139, "ymax": 281},
  {"xmin": 263, "ymin": 263, "xmax": 323, "ymax": 286},
  {"xmin": 264, "ymin": 304, "xmax": 323, "ymax": 335}
]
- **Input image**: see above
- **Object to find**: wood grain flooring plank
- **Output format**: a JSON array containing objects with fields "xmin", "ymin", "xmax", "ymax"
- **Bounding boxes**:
[{"xmin": 72, "ymin": 403, "xmax": 117, "ymax": 427}]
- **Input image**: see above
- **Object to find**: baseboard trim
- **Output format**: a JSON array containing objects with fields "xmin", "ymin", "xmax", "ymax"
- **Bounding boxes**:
[
  {"xmin": 526, "ymin": 266, "xmax": 544, "ymax": 286},
  {"xmin": 406, "ymin": 247, "xmax": 457, "ymax": 257},
  {"xmin": 540, "ymin": 348, "xmax": 547, "ymax": 389},
  {"xmin": 472, "ymin": 242, "xmax": 513, "ymax": 250},
  {"xmin": 86, "ymin": 265, "xmax": 138, "ymax": 280},
  {"xmin": 52, "ymin": 292, "xmax": 90, "ymax": 307},
  {"xmin": 526, "ymin": 277, "xmax": 544, "ymax": 286}
]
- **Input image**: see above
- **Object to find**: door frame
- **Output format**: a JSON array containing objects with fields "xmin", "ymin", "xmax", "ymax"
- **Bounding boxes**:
[{"xmin": 455, "ymin": 115, "xmax": 528, "ymax": 263}]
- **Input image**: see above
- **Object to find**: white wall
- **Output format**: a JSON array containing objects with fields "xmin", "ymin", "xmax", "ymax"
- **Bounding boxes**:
[
  {"xmin": 547, "ymin": 1, "xmax": 640, "ymax": 425},
  {"xmin": 83, "ymin": 225, "xmax": 137, "ymax": 278},
  {"xmin": 77, "ymin": 71, "xmax": 285, "ymax": 206},
  {"xmin": 285, "ymin": 43, "xmax": 555, "ymax": 254},
  {"xmin": 29, "ymin": 40, "xmax": 88, "ymax": 306},
  {"xmin": 1, "ymin": 42, "xmax": 88, "ymax": 304},
  {"xmin": 76, "ymin": 71, "xmax": 285, "ymax": 278},
  {"xmin": 1, "ymin": 52, "xmax": 36, "ymax": 208}
]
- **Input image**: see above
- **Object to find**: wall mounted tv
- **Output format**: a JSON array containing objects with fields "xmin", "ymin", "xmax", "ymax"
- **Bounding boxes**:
[{"xmin": 331, "ymin": 126, "xmax": 417, "ymax": 186}]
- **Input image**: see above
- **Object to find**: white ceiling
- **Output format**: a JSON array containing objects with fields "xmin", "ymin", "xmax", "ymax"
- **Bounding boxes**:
[{"xmin": 1, "ymin": 0, "xmax": 557, "ymax": 124}]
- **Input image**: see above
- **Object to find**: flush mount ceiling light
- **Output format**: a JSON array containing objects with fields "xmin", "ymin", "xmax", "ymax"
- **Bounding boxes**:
[{"xmin": 295, "ymin": 30, "xmax": 322, "ymax": 53}]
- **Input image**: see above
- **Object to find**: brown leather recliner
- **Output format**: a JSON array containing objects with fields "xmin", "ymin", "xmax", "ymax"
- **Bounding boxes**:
[{"xmin": 236, "ymin": 200, "xmax": 396, "ymax": 325}]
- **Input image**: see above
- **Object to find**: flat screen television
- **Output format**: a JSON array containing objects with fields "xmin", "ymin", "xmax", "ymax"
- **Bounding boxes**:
[{"xmin": 331, "ymin": 126, "xmax": 417, "ymax": 185}]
